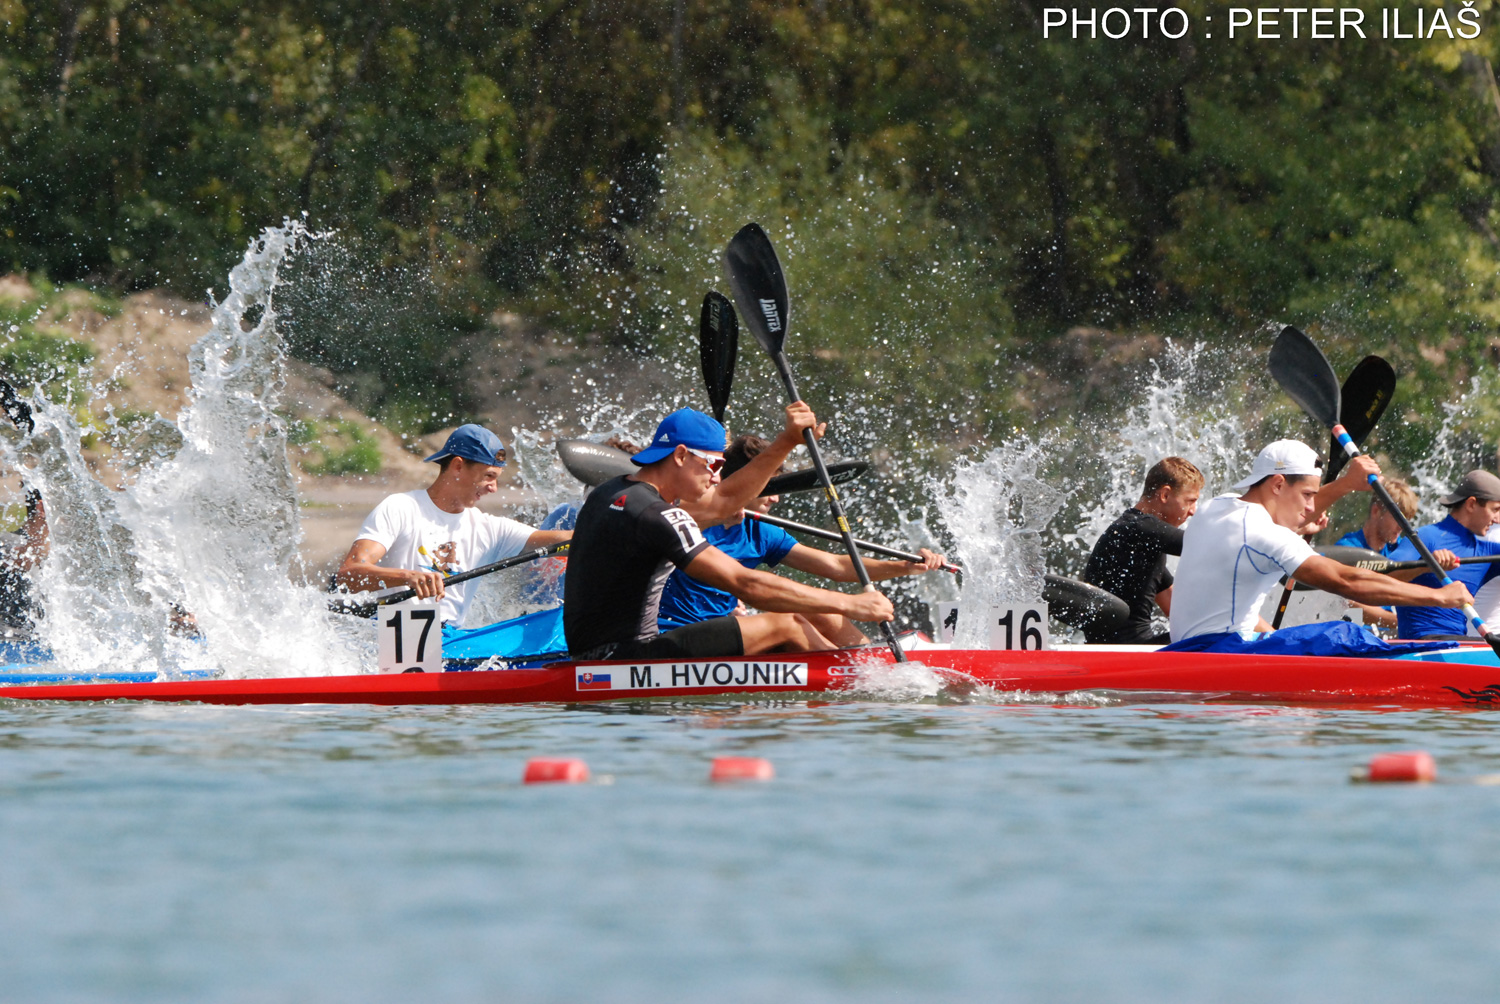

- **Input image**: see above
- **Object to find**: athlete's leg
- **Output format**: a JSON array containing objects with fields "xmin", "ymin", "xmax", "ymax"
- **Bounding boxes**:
[
  {"xmin": 736, "ymin": 612, "xmax": 838, "ymax": 653},
  {"xmin": 799, "ymin": 612, "xmax": 868, "ymax": 647}
]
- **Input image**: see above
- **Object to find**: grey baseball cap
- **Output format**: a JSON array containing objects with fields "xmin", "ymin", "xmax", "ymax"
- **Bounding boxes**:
[{"xmin": 1439, "ymin": 469, "xmax": 1500, "ymax": 506}]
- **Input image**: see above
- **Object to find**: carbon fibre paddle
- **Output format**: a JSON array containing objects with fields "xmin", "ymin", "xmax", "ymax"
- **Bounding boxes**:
[
  {"xmin": 723, "ymin": 222, "xmax": 907, "ymax": 661},
  {"xmin": 1270, "ymin": 324, "xmax": 1500, "ymax": 653}
]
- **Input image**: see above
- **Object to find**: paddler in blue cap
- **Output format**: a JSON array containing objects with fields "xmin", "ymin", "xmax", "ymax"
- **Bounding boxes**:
[
  {"xmin": 655, "ymin": 432, "xmax": 947, "ymax": 646},
  {"xmin": 336, "ymin": 424, "xmax": 572, "ymax": 627},
  {"xmin": 1164, "ymin": 440, "xmax": 1470, "ymax": 655},
  {"xmin": 563, "ymin": 404, "xmax": 895, "ymax": 661}
]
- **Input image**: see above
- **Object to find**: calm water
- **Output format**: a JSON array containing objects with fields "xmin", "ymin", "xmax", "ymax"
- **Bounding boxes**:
[{"xmin": 4, "ymin": 695, "xmax": 1500, "ymax": 1002}]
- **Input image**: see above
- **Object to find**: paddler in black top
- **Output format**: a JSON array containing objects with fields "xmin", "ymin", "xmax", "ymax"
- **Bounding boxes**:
[
  {"xmin": 1083, "ymin": 457, "xmax": 1203, "ymax": 644},
  {"xmin": 564, "ymin": 405, "xmax": 895, "ymax": 660}
]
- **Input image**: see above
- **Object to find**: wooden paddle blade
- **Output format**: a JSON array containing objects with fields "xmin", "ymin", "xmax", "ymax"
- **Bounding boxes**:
[
  {"xmin": 1043, "ymin": 574, "xmax": 1130, "ymax": 635},
  {"xmin": 556, "ymin": 439, "xmax": 635, "ymax": 488},
  {"xmin": 698, "ymin": 292, "xmax": 739, "ymax": 422},
  {"xmin": 762, "ymin": 460, "xmax": 870, "ymax": 496},
  {"xmin": 1269, "ymin": 325, "xmax": 1341, "ymax": 430},
  {"xmin": 723, "ymin": 223, "xmax": 790, "ymax": 357},
  {"xmin": 1327, "ymin": 355, "xmax": 1397, "ymax": 480}
]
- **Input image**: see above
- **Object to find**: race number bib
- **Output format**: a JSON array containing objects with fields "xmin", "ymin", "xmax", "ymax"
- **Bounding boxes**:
[{"xmin": 378, "ymin": 598, "xmax": 443, "ymax": 674}]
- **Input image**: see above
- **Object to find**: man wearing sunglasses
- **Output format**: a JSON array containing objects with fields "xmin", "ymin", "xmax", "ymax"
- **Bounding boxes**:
[
  {"xmin": 564, "ymin": 405, "xmax": 896, "ymax": 661},
  {"xmin": 336, "ymin": 424, "xmax": 573, "ymax": 627}
]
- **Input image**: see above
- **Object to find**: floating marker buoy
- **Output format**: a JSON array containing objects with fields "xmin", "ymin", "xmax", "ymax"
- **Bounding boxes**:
[
  {"xmin": 710, "ymin": 756, "xmax": 774, "ymax": 782},
  {"xmin": 1368, "ymin": 751, "xmax": 1436, "ymax": 783},
  {"xmin": 523, "ymin": 758, "xmax": 590, "ymax": 784}
]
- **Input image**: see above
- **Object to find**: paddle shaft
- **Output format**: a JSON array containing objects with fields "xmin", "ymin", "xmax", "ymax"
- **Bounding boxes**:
[
  {"xmin": 768, "ymin": 350, "xmax": 908, "ymax": 661},
  {"xmin": 331, "ymin": 542, "xmax": 568, "ymax": 618},
  {"xmin": 1371, "ymin": 553, "xmax": 1500, "ymax": 573},
  {"xmin": 1331, "ymin": 423, "xmax": 1496, "ymax": 637},
  {"xmin": 745, "ymin": 510, "xmax": 960, "ymax": 572}
]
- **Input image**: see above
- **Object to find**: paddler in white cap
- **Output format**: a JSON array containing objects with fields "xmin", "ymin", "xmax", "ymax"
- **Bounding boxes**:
[{"xmin": 1167, "ymin": 440, "xmax": 1470, "ymax": 650}]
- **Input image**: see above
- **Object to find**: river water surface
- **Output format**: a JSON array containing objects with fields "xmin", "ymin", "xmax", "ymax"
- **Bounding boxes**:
[{"xmin": 4, "ymin": 695, "xmax": 1500, "ymax": 1002}]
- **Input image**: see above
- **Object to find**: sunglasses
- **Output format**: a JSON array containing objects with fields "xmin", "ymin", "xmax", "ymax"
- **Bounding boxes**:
[{"xmin": 684, "ymin": 446, "xmax": 725, "ymax": 475}]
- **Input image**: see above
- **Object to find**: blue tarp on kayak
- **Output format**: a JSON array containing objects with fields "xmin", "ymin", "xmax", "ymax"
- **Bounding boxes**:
[
  {"xmin": 441, "ymin": 607, "xmax": 567, "ymax": 662},
  {"xmin": 1160, "ymin": 621, "xmax": 1459, "ymax": 658}
]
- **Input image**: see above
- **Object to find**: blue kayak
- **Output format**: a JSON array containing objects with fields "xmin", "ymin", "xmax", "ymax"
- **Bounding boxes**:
[{"xmin": 0, "ymin": 607, "xmax": 571, "ymax": 684}]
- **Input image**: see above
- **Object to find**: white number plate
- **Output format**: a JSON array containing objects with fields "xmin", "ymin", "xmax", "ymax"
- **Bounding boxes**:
[
  {"xmin": 378, "ymin": 599, "xmax": 443, "ymax": 674},
  {"xmin": 933, "ymin": 602, "xmax": 1051, "ymax": 650},
  {"xmin": 987, "ymin": 604, "xmax": 1051, "ymax": 651}
]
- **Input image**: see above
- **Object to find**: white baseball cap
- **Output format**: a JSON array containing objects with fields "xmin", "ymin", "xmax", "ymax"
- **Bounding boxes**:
[{"xmin": 1233, "ymin": 439, "xmax": 1323, "ymax": 491}]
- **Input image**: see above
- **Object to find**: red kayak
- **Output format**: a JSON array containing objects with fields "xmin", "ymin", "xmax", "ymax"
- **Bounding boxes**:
[{"xmin": 0, "ymin": 646, "xmax": 1497, "ymax": 707}]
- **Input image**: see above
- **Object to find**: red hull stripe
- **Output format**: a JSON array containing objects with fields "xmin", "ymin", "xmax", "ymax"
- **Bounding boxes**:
[{"xmin": 0, "ymin": 648, "xmax": 1497, "ymax": 707}]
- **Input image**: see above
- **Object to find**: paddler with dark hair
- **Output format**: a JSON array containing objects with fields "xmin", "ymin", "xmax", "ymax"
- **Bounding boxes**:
[
  {"xmin": 563, "ymin": 405, "xmax": 896, "ymax": 661},
  {"xmin": 1164, "ymin": 440, "xmax": 1470, "ymax": 654},
  {"xmin": 654, "ymin": 432, "xmax": 947, "ymax": 647},
  {"xmin": 335, "ymin": 424, "xmax": 572, "ymax": 627},
  {"xmin": 1082, "ymin": 456, "xmax": 1203, "ymax": 644},
  {"xmin": 1386, "ymin": 470, "xmax": 1500, "ymax": 639}
]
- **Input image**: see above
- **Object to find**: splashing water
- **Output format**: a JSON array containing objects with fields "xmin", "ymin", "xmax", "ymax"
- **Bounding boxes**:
[
  {"xmin": 1069, "ymin": 342, "xmax": 1253, "ymax": 555},
  {"xmin": 16, "ymin": 222, "xmax": 372, "ymax": 678},
  {"xmin": 933, "ymin": 438, "xmax": 1065, "ymax": 647}
]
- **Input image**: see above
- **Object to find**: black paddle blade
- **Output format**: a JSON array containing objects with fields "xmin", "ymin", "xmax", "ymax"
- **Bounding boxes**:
[
  {"xmin": 0, "ymin": 379, "xmax": 33, "ymax": 434},
  {"xmin": 1269, "ymin": 325, "xmax": 1342, "ymax": 430},
  {"xmin": 762, "ymin": 461, "xmax": 871, "ymax": 497},
  {"xmin": 1326, "ymin": 355, "xmax": 1397, "ymax": 480},
  {"xmin": 1043, "ymin": 574, "xmax": 1130, "ymax": 635},
  {"xmin": 698, "ymin": 292, "xmax": 738, "ymax": 423},
  {"xmin": 723, "ymin": 223, "xmax": 790, "ymax": 357},
  {"xmin": 556, "ymin": 439, "xmax": 636, "ymax": 488}
]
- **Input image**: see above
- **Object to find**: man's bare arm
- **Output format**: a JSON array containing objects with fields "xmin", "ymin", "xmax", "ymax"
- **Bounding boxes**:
[
  {"xmin": 680, "ymin": 402, "xmax": 825, "ymax": 525},
  {"xmin": 683, "ymin": 546, "xmax": 893, "ymax": 621},
  {"xmin": 1293, "ymin": 555, "xmax": 1472, "ymax": 609},
  {"xmin": 779, "ymin": 543, "xmax": 945, "ymax": 583},
  {"xmin": 336, "ymin": 539, "xmax": 446, "ymax": 599}
]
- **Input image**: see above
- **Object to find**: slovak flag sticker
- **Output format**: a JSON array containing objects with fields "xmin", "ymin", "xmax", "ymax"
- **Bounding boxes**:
[{"xmin": 578, "ymin": 671, "xmax": 612, "ymax": 690}]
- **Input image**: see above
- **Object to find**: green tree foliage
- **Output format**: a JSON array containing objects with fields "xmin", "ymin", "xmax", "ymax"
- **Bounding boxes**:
[{"xmin": 4, "ymin": 0, "xmax": 1500, "ymax": 446}]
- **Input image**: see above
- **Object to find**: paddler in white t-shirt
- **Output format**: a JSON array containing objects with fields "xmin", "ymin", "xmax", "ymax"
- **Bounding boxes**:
[
  {"xmin": 1168, "ymin": 440, "xmax": 1470, "ymax": 645},
  {"xmin": 335, "ymin": 424, "xmax": 572, "ymax": 627}
]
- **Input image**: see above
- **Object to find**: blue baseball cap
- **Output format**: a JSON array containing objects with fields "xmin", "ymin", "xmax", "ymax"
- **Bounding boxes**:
[
  {"xmin": 632, "ymin": 409, "xmax": 728, "ymax": 466},
  {"xmin": 424, "ymin": 424, "xmax": 507, "ymax": 467}
]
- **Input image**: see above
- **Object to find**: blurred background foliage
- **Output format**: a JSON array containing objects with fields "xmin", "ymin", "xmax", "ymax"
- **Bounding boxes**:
[{"xmin": 5, "ymin": 0, "xmax": 1500, "ymax": 448}]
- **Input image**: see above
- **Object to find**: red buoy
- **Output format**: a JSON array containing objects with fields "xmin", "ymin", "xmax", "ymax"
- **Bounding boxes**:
[
  {"xmin": 1368, "ymin": 751, "xmax": 1436, "ymax": 783},
  {"xmin": 523, "ymin": 758, "xmax": 590, "ymax": 784},
  {"xmin": 710, "ymin": 756, "xmax": 774, "ymax": 782}
]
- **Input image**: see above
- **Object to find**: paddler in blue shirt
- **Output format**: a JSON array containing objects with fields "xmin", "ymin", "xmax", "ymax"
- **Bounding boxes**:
[
  {"xmin": 655, "ymin": 433, "xmax": 947, "ymax": 647},
  {"xmin": 1334, "ymin": 478, "xmax": 1418, "ymax": 631},
  {"xmin": 1387, "ymin": 470, "xmax": 1500, "ymax": 639}
]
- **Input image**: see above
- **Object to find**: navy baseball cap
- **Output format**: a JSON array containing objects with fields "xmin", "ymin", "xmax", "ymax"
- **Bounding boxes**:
[
  {"xmin": 632, "ymin": 409, "xmax": 728, "ymax": 466},
  {"xmin": 423, "ymin": 424, "xmax": 507, "ymax": 467}
]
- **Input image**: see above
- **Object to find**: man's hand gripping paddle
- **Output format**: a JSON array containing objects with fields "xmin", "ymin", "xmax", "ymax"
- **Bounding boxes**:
[
  {"xmin": 329, "ymin": 542, "xmax": 569, "ymax": 618},
  {"xmin": 723, "ymin": 222, "xmax": 908, "ymax": 662},
  {"xmin": 1269, "ymin": 325, "xmax": 1500, "ymax": 650},
  {"xmin": 1270, "ymin": 353, "xmax": 1396, "ymax": 627}
]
